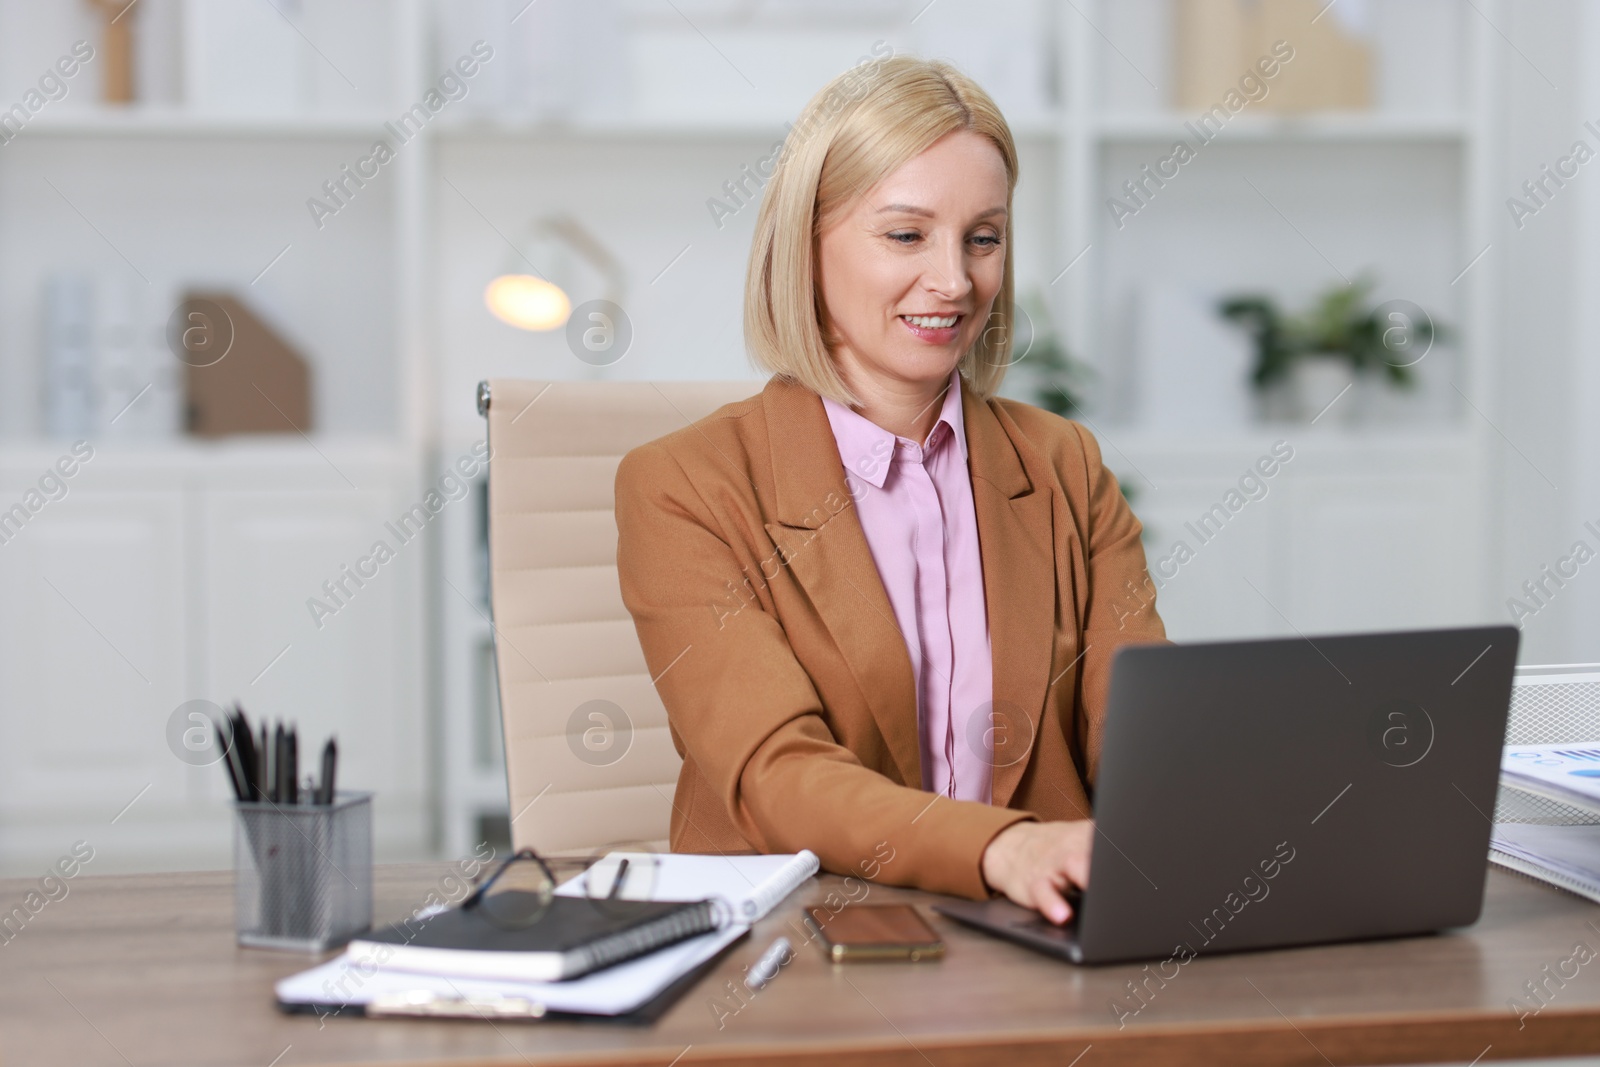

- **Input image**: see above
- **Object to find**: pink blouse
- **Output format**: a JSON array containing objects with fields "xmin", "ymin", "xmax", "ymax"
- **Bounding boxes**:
[{"xmin": 821, "ymin": 370, "xmax": 995, "ymax": 802}]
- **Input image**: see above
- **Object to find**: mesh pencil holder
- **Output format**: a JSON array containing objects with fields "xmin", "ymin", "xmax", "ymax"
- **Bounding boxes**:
[
  {"xmin": 233, "ymin": 791, "xmax": 373, "ymax": 951},
  {"xmin": 1494, "ymin": 666, "xmax": 1600, "ymax": 828}
]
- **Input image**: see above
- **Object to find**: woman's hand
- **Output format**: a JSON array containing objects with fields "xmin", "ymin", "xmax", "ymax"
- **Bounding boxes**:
[{"xmin": 979, "ymin": 820, "xmax": 1093, "ymax": 925}]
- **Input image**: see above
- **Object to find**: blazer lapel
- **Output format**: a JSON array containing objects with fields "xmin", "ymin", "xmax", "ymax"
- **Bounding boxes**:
[
  {"xmin": 761, "ymin": 378, "xmax": 923, "ymax": 789},
  {"xmin": 963, "ymin": 388, "xmax": 1058, "ymax": 808}
]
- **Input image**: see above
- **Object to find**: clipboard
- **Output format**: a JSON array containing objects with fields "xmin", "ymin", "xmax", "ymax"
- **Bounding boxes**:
[{"xmin": 276, "ymin": 926, "xmax": 747, "ymax": 1025}]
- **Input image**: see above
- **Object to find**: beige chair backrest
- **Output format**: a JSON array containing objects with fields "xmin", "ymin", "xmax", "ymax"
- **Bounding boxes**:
[{"xmin": 480, "ymin": 378, "xmax": 761, "ymax": 856}]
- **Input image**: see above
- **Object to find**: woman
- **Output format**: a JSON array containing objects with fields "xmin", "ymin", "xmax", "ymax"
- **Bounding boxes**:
[{"xmin": 615, "ymin": 56, "xmax": 1166, "ymax": 924}]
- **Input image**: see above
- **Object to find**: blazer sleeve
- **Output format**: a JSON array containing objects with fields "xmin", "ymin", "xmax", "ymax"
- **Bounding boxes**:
[
  {"xmin": 615, "ymin": 440, "xmax": 1031, "ymax": 900},
  {"xmin": 1067, "ymin": 421, "xmax": 1169, "ymax": 791}
]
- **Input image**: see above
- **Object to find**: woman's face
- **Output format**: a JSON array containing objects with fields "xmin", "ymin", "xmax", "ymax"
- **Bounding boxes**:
[{"xmin": 816, "ymin": 129, "xmax": 1009, "ymax": 400}]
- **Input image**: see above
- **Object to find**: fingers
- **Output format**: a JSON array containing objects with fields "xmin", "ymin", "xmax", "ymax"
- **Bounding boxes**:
[
  {"xmin": 1062, "ymin": 826, "xmax": 1093, "ymax": 889},
  {"xmin": 1038, "ymin": 825, "xmax": 1091, "ymax": 924},
  {"xmin": 1035, "ymin": 881, "xmax": 1073, "ymax": 925},
  {"xmin": 1030, "ymin": 865, "xmax": 1075, "ymax": 925},
  {"xmin": 984, "ymin": 820, "xmax": 1095, "ymax": 925},
  {"xmin": 999, "ymin": 869, "xmax": 1069, "ymax": 925}
]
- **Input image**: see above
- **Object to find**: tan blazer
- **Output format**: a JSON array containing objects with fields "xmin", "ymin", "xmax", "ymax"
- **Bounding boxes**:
[{"xmin": 614, "ymin": 375, "xmax": 1167, "ymax": 900}]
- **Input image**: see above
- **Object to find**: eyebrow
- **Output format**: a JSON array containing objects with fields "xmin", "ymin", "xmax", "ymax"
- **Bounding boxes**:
[{"xmin": 877, "ymin": 203, "xmax": 1008, "ymax": 221}]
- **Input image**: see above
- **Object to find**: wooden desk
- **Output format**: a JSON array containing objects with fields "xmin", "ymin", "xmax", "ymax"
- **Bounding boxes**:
[{"xmin": 4, "ymin": 864, "xmax": 1600, "ymax": 1066}]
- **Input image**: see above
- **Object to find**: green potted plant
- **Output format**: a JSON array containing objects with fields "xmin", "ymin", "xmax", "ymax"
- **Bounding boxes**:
[
  {"xmin": 1219, "ymin": 276, "xmax": 1446, "ymax": 422},
  {"xmin": 1011, "ymin": 288, "xmax": 1093, "ymax": 420},
  {"xmin": 1001, "ymin": 295, "xmax": 1146, "ymax": 523}
]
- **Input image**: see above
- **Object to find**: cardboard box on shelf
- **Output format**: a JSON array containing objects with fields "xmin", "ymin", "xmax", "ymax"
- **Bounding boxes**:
[
  {"xmin": 179, "ymin": 292, "xmax": 312, "ymax": 438},
  {"xmin": 1173, "ymin": 0, "xmax": 1370, "ymax": 113}
]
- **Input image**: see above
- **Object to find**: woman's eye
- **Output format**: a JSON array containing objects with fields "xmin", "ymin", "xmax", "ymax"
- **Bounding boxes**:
[{"xmin": 885, "ymin": 230, "xmax": 1002, "ymax": 249}]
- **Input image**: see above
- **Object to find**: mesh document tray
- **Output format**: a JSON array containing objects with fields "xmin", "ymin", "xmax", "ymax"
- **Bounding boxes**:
[{"xmin": 1493, "ymin": 665, "xmax": 1600, "ymax": 827}]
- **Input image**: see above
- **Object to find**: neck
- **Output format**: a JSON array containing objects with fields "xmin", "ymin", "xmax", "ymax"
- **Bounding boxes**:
[{"xmin": 836, "ymin": 364, "xmax": 956, "ymax": 443}]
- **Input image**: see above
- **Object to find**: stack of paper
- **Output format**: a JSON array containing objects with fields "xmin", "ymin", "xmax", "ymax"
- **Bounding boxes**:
[
  {"xmin": 274, "ymin": 849, "xmax": 819, "ymax": 1020},
  {"xmin": 1491, "ymin": 824, "xmax": 1600, "ymax": 905},
  {"xmin": 1493, "ymin": 744, "xmax": 1600, "ymax": 905}
]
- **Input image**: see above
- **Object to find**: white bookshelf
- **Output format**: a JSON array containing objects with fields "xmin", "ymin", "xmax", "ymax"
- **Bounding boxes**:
[
  {"xmin": 20, "ymin": 111, "xmax": 399, "ymax": 137},
  {"xmin": 1092, "ymin": 113, "xmax": 1474, "ymax": 141},
  {"xmin": 0, "ymin": 0, "xmax": 437, "ymax": 874},
  {"xmin": 0, "ymin": 0, "xmax": 1513, "ymax": 869}
]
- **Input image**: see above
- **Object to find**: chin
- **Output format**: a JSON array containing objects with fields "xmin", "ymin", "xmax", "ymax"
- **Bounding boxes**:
[{"xmin": 887, "ymin": 353, "xmax": 962, "ymax": 385}]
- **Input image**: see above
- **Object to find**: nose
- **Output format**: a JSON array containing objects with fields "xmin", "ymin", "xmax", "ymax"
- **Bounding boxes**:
[{"xmin": 922, "ymin": 231, "xmax": 974, "ymax": 302}]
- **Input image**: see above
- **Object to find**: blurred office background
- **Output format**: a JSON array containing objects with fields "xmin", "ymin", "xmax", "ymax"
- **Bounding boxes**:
[{"xmin": 0, "ymin": 0, "xmax": 1595, "ymax": 876}]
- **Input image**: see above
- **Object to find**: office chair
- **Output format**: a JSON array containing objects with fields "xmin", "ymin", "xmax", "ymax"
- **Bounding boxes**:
[{"xmin": 477, "ymin": 379, "xmax": 758, "ymax": 856}]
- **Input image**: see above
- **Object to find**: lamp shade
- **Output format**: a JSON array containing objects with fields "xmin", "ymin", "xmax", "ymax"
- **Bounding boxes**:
[
  {"xmin": 483, "ymin": 214, "xmax": 625, "ymax": 334},
  {"xmin": 485, "ymin": 274, "xmax": 572, "ymax": 332}
]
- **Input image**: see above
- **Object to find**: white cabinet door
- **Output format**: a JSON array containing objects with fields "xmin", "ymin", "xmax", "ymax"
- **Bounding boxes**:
[
  {"xmin": 1285, "ymin": 475, "xmax": 1485, "ymax": 635},
  {"xmin": 0, "ymin": 488, "xmax": 188, "ymax": 849},
  {"xmin": 202, "ymin": 486, "xmax": 428, "ymax": 856},
  {"xmin": 1115, "ymin": 435, "xmax": 1489, "ymax": 643},
  {"xmin": 1133, "ymin": 486, "xmax": 1286, "ymax": 642}
]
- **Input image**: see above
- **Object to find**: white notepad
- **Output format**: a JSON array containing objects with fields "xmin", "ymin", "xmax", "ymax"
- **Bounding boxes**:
[{"xmin": 556, "ymin": 849, "xmax": 820, "ymax": 923}]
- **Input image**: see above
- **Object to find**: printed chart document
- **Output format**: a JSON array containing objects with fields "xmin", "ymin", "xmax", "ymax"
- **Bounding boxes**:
[{"xmin": 1501, "ymin": 743, "xmax": 1600, "ymax": 812}]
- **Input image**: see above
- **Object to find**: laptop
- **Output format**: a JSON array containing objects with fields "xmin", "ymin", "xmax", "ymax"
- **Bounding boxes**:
[{"xmin": 935, "ymin": 625, "xmax": 1520, "ymax": 965}]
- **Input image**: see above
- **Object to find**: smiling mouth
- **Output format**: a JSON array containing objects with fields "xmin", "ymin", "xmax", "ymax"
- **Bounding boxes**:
[{"xmin": 900, "ymin": 313, "xmax": 962, "ymax": 330}]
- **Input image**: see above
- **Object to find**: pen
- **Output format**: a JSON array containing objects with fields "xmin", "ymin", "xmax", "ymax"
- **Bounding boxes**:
[
  {"xmin": 317, "ymin": 737, "xmax": 337, "ymax": 805},
  {"xmin": 216, "ymin": 708, "xmax": 342, "ymax": 808},
  {"xmin": 273, "ymin": 723, "xmax": 287, "ymax": 804},
  {"xmin": 744, "ymin": 936, "xmax": 793, "ymax": 992},
  {"xmin": 217, "ymin": 711, "xmax": 247, "ymax": 801},
  {"xmin": 287, "ymin": 725, "xmax": 299, "ymax": 805},
  {"xmin": 608, "ymin": 858, "xmax": 630, "ymax": 900},
  {"xmin": 258, "ymin": 722, "xmax": 271, "ymax": 802},
  {"xmin": 233, "ymin": 706, "xmax": 259, "ymax": 801}
]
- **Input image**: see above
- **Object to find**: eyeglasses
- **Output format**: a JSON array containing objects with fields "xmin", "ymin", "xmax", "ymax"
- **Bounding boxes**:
[{"xmin": 462, "ymin": 848, "xmax": 556, "ymax": 927}]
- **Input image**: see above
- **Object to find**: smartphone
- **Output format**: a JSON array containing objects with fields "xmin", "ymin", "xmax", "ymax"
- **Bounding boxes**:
[{"xmin": 805, "ymin": 903, "xmax": 946, "ymax": 962}]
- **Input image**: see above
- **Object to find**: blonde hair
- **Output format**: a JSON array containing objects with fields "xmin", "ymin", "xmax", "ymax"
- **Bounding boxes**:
[{"xmin": 744, "ymin": 52, "xmax": 1020, "ymax": 408}]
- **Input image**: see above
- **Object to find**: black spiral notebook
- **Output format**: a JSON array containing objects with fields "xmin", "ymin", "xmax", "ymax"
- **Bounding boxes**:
[{"xmin": 347, "ymin": 893, "xmax": 719, "ymax": 982}]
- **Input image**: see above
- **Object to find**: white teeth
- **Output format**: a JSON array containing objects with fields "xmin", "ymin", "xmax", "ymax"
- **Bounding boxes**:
[{"xmin": 903, "ymin": 314, "xmax": 958, "ymax": 329}]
